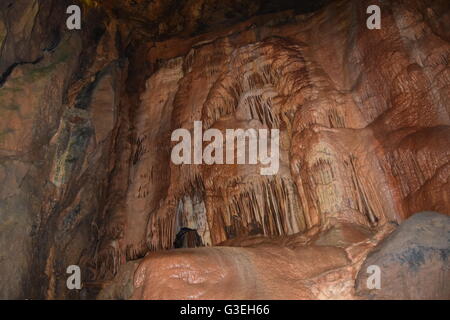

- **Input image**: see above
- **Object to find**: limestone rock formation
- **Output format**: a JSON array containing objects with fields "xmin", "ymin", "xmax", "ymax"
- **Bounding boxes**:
[
  {"xmin": 133, "ymin": 223, "xmax": 395, "ymax": 300},
  {"xmin": 0, "ymin": 0, "xmax": 449, "ymax": 300}
]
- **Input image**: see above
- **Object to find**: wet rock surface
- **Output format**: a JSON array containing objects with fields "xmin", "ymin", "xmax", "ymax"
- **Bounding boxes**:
[{"xmin": 0, "ymin": 0, "xmax": 449, "ymax": 299}]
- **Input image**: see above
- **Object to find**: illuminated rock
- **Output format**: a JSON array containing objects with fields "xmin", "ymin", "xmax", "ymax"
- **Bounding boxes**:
[{"xmin": 0, "ymin": 0, "xmax": 449, "ymax": 299}]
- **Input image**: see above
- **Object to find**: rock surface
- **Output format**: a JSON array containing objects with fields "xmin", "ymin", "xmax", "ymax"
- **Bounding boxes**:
[
  {"xmin": 356, "ymin": 212, "xmax": 450, "ymax": 300},
  {"xmin": 0, "ymin": 0, "xmax": 449, "ymax": 299}
]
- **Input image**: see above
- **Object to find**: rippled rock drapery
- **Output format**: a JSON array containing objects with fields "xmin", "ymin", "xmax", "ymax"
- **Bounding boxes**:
[{"xmin": 0, "ymin": 0, "xmax": 449, "ymax": 299}]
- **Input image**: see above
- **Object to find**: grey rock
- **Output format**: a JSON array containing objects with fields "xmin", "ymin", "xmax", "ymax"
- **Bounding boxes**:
[{"xmin": 356, "ymin": 211, "xmax": 450, "ymax": 300}]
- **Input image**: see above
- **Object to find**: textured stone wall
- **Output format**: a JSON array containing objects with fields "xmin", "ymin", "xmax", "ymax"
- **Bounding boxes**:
[{"xmin": 0, "ymin": 0, "xmax": 448, "ymax": 299}]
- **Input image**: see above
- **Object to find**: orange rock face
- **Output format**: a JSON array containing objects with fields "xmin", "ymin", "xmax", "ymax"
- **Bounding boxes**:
[
  {"xmin": 124, "ymin": 0, "xmax": 450, "ymax": 255},
  {"xmin": 133, "ymin": 223, "xmax": 396, "ymax": 300},
  {"xmin": 128, "ymin": 0, "xmax": 450, "ymax": 300},
  {"xmin": 0, "ymin": 0, "xmax": 449, "ymax": 299}
]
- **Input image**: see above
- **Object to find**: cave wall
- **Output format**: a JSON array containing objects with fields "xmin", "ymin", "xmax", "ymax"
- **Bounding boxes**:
[
  {"xmin": 0, "ymin": 0, "xmax": 449, "ymax": 299},
  {"xmin": 0, "ymin": 0, "xmax": 131, "ymax": 298},
  {"xmin": 119, "ymin": 0, "xmax": 450, "ymax": 255}
]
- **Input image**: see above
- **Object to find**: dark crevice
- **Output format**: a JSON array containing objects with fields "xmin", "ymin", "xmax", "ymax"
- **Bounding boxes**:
[{"xmin": 0, "ymin": 56, "xmax": 44, "ymax": 88}]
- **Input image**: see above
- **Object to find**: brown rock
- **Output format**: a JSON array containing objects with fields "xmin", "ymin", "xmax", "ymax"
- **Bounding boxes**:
[{"xmin": 0, "ymin": 0, "xmax": 449, "ymax": 300}]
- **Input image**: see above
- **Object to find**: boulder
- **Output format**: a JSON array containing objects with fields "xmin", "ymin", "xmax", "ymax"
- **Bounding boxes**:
[{"xmin": 356, "ymin": 212, "xmax": 450, "ymax": 299}]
